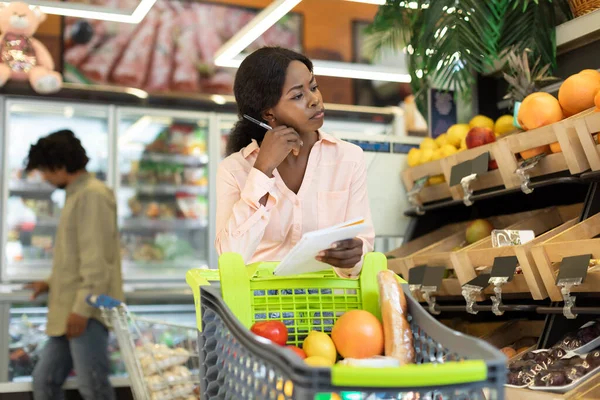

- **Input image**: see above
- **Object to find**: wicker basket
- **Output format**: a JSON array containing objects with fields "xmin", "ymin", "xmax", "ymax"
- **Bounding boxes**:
[{"xmin": 569, "ymin": 0, "xmax": 600, "ymax": 17}]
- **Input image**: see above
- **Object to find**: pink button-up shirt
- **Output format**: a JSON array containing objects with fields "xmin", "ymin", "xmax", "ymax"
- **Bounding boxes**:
[{"xmin": 215, "ymin": 131, "xmax": 374, "ymax": 278}]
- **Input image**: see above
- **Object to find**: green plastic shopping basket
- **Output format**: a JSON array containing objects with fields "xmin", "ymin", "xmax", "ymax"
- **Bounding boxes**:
[{"xmin": 186, "ymin": 252, "xmax": 506, "ymax": 399}]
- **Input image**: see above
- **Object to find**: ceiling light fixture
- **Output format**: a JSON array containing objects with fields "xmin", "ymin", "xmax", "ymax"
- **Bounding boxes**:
[
  {"xmin": 214, "ymin": 0, "xmax": 411, "ymax": 83},
  {"xmin": 12, "ymin": 0, "xmax": 156, "ymax": 24}
]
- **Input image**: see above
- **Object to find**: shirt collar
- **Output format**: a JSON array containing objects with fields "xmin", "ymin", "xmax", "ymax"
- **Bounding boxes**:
[
  {"xmin": 241, "ymin": 130, "xmax": 337, "ymax": 159},
  {"xmin": 66, "ymin": 172, "xmax": 91, "ymax": 195}
]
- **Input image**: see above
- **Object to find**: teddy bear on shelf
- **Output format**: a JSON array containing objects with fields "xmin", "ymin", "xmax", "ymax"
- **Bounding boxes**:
[{"xmin": 0, "ymin": 2, "xmax": 62, "ymax": 94}]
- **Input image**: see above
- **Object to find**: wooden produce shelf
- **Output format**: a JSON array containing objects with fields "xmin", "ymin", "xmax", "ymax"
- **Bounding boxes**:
[
  {"xmin": 401, "ymin": 158, "xmax": 452, "ymax": 204},
  {"xmin": 453, "ymin": 205, "xmax": 582, "ymax": 300},
  {"xmin": 400, "ymin": 210, "xmax": 543, "ymax": 297},
  {"xmin": 498, "ymin": 115, "xmax": 590, "ymax": 190},
  {"xmin": 385, "ymin": 221, "xmax": 468, "ymax": 279},
  {"xmin": 531, "ymin": 210, "xmax": 600, "ymax": 301},
  {"xmin": 574, "ymin": 108, "xmax": 600, "ymax": 171}
]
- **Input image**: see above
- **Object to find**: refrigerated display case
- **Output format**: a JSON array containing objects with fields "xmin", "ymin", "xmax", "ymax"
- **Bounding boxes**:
[
  {"xmin": 5, "ymin": 301, "xmax": 196, "ymax": 383},
  {"xmin": 116, "ymin": 108, "xmax": 211, "ymax": 280},
  {"xmin": 1, "ymin": 100, "xmax": 112, "ymax": 282}
]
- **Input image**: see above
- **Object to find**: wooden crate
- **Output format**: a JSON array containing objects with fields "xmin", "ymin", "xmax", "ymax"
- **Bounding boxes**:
[
  {"xmin": 386, "ymin": 221, "xmax": 468, "ymax": 279},
  {"xmin": 531, "ymin": 211, "xmax": 600, "ymax": 301},
  {"xmin": 452, "ymin": 205, "xmax": 582, "ymax": 300},
  {"xmin": 443, "ymin": 140, "xmax": 516, "ymax": 201},
  {"xmin": 498, "ymin": 114, "xmax": 590, "ymax": 189},
  {"xmin": 574, "ymin": 108, "xmax": 600, "ymax": 171},
  {"xmin": 401, "ymin": 158, "xmax": 452, "ymax": 204},
  {"xmin": 402, "ymin": 210, "xmax": 544, "ymax": 297}
]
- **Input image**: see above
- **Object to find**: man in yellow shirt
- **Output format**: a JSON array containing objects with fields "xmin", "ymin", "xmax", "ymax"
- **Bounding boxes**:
[{"xmin": 24, "ymin": 129, "xmax": 123, "ymax": 400}]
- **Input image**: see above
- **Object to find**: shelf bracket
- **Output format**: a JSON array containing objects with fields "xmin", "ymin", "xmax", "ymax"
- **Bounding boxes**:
[
  {"xmin": 460, "ymin": 173, "xmax": 477, "ymax": 206},
  {"xmin": 559, "ymin": 280, "xmax": 581, "ymax": 319},
  {"xmin": 515, "ymin": 153, "xmax": 545, "ymax": 194},
  {"xmin": 490, "ymin": 277, "xmax": 509, "ymax": 316},
  {"xmin": 407, "ymin": 176, "xmax": 428, "ymax": 216},
  {"xmin": 461, "ymin": 285, "xmax": 482, "ymax": 315},
  {"xmin": 421, "ymin": 286, "xmax": 440, "ymax": 315}
]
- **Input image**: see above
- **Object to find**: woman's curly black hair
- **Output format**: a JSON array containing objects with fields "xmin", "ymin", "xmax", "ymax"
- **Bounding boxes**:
[
  {"xmin": 226, "ymin": 47, "xmax": 313, "ymax": 156},
  {"xmin": 25, "ymin": 129, "xmax": 89, "ymax": 173}
]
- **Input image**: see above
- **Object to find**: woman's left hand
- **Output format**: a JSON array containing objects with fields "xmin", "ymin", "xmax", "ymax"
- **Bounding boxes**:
[{"xmin": 316, "ymin": 238, "xmax": 363, "ymax": 269}]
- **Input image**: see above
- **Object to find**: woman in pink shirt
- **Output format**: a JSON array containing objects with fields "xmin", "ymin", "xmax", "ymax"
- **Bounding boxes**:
[{"xmin": 216, "ymin": 47, "xmax": 374, "ymax": 278}]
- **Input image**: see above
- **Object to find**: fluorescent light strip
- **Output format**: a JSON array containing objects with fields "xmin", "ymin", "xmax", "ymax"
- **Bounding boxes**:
[
  {"xmin": 214, "ymin": 0, "xmax": 302, "ymax": 65},
  {"xmin": 214, "ymin": 0, "xmax": 410, "ymax": 83},
  {"xmin": 15, "ymin": 0, "xmax": 156, "ymax": 23}
]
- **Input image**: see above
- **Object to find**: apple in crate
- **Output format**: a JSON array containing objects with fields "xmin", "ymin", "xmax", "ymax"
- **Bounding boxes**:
[{"xmin": 466, "ymin": 127, "xmax": 498, "ymax": 170}]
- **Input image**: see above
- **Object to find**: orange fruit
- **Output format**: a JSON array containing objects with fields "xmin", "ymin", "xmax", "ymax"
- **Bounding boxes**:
[
  {"xmin": 518, "ymin": 92, "xmax": 563, "ymax": 130},
  {"xmin": 558, "ymin": 73, "xmax": 600, "ymax": 116},
  {"xmin": 331, "ymin": 310, "xmax": 384, "ymax": 359},
  {"xmin": 520, "ymin": 145, "xmax": 551, "ymax": 160},
  {"xmin": 579, "ymin": 69, "xmax": 600, "ymax": 81},
  {"xmin": 595, "ymin": 90, "xmax": 600, "ymax": 111},
  {"xmin": 550, "ymin": 141, "xmax": 562, "ymax": 153}
]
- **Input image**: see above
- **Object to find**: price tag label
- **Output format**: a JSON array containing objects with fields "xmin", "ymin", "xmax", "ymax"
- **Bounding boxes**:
[
  {"xmin": 422, "ymin": 266, "xmax": 447, "ymax": 291},
  {"xmin": 556, "ymin": 254, "xmax": 591, "ymax": 285},
  {"xmin": 449, "ymin": 160, "xmax": 474, "ymax": 187},
  {"xmin": 490, "ymin": 256, "xmax": 519, "ymax": 282},
  {"xmin": 408, "ymin": 265, "xmax": 427, "ymax": 286},
  {"xmin": 464, "ymin": 273, "xmax": 492, "ymax": 290},
  {"xmin": 449, "ymin": 152, "xmax": 491, "ymax": 186}
]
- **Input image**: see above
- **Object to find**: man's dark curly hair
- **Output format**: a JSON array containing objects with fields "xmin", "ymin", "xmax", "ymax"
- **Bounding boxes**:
[{"xmin": 25, "ymin": 129, "xmax": 89, "ymax": 173}]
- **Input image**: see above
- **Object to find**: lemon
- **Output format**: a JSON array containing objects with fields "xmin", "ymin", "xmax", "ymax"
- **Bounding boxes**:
[
  {"xmin": 419, "ymin": 137, "xmax": 438, "ymax": 150},
  {"xmin": 430, "ymin": 148, "xmax": 444, "ymax": 161},
  {"xmin": 469, "ymin": 115, "xmax": 495, "ymax": 130},
  {"xmin": 304, "ymin": 356, "xmax": 335, "ymax": 367},
  {"xmin": 494, "ymin": 115, "xmax": 516, "ymax": 136},
  {"xmin": 428, "ymin": 175, "xmax": 445, "ymax": 185},
  {"xmin": 440, "ymin": 144, "xmax": 458, "ymax": 157},
  {"xmin": 435, "ymin": 133, "xmax": 449, "ymax": 147},
  {"xmin": 419, "ymin": 148, "xmax": 434, "ymax": 164},
  {"xmin": 447, "ymin": 124, "xmax": 470, "ymax": 147},
  {"xmin": 460, "ymin": 136, "xmax": 467, "ymax": 150},
  {"xmin": 303, "ymin": 331, "xmax": 337, "ymax": 364},
  {"xmin": 407, "ymin": 148, "xmax": 421, "ymax": 167}
]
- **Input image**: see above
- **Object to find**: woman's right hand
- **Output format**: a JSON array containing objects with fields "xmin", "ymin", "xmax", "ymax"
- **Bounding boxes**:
[{"xmin": 253, "ymin": 126, "xmax": 303, "ymax": 177}]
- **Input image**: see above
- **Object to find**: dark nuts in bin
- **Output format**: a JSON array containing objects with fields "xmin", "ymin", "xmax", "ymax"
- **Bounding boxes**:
[
  {"xmin": 549, "ymin": 348, "xmax": 567, "ymax": 360},
  {"xmin": 534, "ymin": 371, "xmax": 569, "ymax": 387},
  {"xmin": 585, "ymin": 350, "xmax": 600, "ymax": 369}
]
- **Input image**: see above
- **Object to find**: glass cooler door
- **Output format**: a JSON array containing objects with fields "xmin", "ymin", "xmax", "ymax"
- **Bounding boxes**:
[
  {"xmin": 116, "ymin": 108, "xmax": 210, "ymax": 280},
  {"xmin": 7, "ymin": 303, "xmax": 196, "ymax": 382},
  {"xmin": 1, "ymin": 100, "xmax": 111, "ymax": 282}
]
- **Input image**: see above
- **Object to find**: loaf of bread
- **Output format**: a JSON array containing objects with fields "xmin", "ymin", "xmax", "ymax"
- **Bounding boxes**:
[{"xmin": 377, "ymin": 270, "xmax": 415, "ymax": 364}]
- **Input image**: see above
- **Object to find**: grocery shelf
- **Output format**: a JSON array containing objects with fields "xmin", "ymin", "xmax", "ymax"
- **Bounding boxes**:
[
  {"xmin": 404, "ymin": 175, "xmax": 586, "ymax": 217},
  {"xmin": 8, "ymin": 181, "xmax": 55, "ymax": 196},
  {"xmin": 140, "ymin": 152, "xmax": 208, "ymax": 166},
  {"xmin": 121, "ymin": 184, "xmax": 208, "ymax": 196},
  {"xmin": 121, "ymin": 218, "xmax": 207, "ymax": 231}
]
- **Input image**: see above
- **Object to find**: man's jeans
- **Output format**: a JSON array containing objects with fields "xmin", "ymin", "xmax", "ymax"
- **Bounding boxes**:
[{"xmin": 32, "ymin": 319, "xmax": 115, "ymax": 400}]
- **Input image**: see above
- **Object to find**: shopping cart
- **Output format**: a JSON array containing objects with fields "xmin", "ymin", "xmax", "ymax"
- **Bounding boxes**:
[
  {"xmin": 87, "ymin": 295, "xmax": 200, "ymax": 400},
  {"xmin": 186, "ymin": 252, "xmax": 507, "ymax": 400}
]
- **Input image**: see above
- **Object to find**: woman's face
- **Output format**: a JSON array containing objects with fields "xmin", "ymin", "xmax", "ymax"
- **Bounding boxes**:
[{"xmin": 266, "ymin": 60, "xmax": 324, "ymax": 135}]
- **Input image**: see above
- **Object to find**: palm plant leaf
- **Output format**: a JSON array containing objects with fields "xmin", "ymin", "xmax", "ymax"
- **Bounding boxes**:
[{"xmin": 418, "ymin": 0, "xmax": 494, "ymax": 94}]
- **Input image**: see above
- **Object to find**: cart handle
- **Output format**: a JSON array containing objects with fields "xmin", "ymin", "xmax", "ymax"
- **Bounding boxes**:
[
  {"xmin": 331, "ymin": 360, "xmax": 488, "ymax": 387},
  {"xmin": 86, "ymin": 294, "xmax": 123, "ymax": 309}
]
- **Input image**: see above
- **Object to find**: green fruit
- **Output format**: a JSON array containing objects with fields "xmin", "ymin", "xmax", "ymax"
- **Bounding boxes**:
[{"xmin": 465, "ymin": 219, "xmax": 493, "ymax": 244}]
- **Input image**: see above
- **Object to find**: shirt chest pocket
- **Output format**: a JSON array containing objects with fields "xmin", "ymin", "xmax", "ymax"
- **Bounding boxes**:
[{"xmin": 317, "ymin": 190, "xmax": 349, "ymax": 230}]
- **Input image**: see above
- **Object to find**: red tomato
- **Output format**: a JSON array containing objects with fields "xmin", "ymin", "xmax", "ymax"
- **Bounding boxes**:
[
  {"xmin": 250, "ymin": 321, "xmax": 288, "ymax": 346},
  {"xmin": 286, "ymin": 345, "xmax": 306, "ymax": 360}
]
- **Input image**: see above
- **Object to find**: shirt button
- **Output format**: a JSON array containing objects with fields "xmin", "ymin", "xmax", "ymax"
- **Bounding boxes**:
[{"xmin": 295, "ymin": 199, "xmax": 300, "ymax": 206}]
